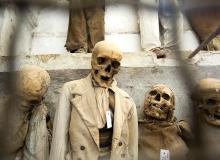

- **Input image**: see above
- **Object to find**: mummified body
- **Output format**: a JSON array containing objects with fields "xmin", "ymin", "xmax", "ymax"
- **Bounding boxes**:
[
  {"xmin": 5, "ymin": 65, "xmax": 51, "ymax": 160},
  {"xmin": 193, "ymin": 78, "xmax": 220, "ymax": 158},
  {"xmin": 50, "ymin": 41, "xmax": 138, "ymax": 160},
  {"xmin": 138, "ymin": 84, "xmax": 192, "ymax": 160}
]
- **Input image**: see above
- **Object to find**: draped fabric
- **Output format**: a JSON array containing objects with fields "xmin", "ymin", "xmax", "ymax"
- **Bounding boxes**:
[
  {"xmin": 92, "ymin": 79, "xmax": 116, "ymax": 129},
  {"xmin": 23, "ymin": 104, "xmax": 49, "ymax": 160},
  {"xmin": 94, "ymin": 87, "xmax": 110, "ymax": 128},
  {"xmin": 138, "ymin": 120, "xmax": 192, "ymax": 160}
]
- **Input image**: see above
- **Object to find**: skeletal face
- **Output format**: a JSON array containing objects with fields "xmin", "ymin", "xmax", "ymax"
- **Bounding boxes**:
[
  {"xmin": 144, "ymin": 84, "xmax": 175, "ymax": 121},
  {"xmin": 194, "ymin": 78, "xmax": 220, "ymax": 126},
  {"xmin": 91, "ymin": 41, "xmax": 122, "ymax": 88},
  {"xmin": 17, "ymin": 65, "xmax": 51, "ymax": 107}
]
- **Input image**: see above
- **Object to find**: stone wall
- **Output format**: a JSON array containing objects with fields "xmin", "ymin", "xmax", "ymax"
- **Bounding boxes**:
[{"xmin": 1, "ymin": 52, "xmax": 220, "ymax": 122}]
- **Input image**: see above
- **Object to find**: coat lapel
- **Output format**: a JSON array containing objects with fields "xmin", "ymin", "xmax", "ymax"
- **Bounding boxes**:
[
  {"xmin": 71, "ymin": 74, "xmax": 129, "ymax": 151},
  {"xmin": 73, "ymin": 74, "xmax": 99, "ymax": 148},
  {"xmin": 111, "ymin": 90, "xmax": 124, "ymax": 150}
]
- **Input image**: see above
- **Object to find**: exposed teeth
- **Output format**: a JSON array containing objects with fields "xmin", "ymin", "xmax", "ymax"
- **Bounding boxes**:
[
  {"xmin": 150, "ymin": 103, "xmax": 158, "ymax": 107},
  {"xmin": 149, "ymin": 104, "xmax": 163, "ymax": 112}
]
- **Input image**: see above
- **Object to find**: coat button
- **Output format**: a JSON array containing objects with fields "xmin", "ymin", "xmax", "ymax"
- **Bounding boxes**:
[
  {"xmin": 118, "ymin": 141, "xmax": 123, "ymax": 146},
  {"xmin": 121, "ymin": 153, "xmax": 126, "ymax": 158},
  {"xmin": 80, "ymin": 146, "xmax": 85, "ymax": 150}
]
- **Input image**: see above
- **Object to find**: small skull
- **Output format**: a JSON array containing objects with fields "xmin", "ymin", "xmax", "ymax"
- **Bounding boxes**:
[
  {"xmin": 193, "ymin": 78, "xmax": 220, "ymax": 126},
  {"xmin": 91, "ymin": 41, "xmax": 122, "ymax": 88},
  {"xmin": 16, "ymin": 65, "xmax": 51, "ymax": 107},
  {"xmin": 144, "ymin": 84, "xmax": 175, "ymax": 121}
]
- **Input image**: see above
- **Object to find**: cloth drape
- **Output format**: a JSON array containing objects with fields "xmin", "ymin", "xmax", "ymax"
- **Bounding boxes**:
[{"xmin": 92, "ymin": 79, "xmax": 116, "ymax": 129}]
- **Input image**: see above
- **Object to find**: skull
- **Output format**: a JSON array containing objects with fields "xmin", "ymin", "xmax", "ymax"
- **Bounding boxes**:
[
  {"xmin": 91, "ymin": 41, "xmax": 122, "ymax": 88},
  {"xmin": 144, "ymin": 84, "xmax": 175, "ymax": 121},
  {"xmin": 16, "ymin": 65, "xmax": 51, "ymax": 107},
  {"xmin": 193, "ymin": 78, "xmax": 220, "ymax": 126}
]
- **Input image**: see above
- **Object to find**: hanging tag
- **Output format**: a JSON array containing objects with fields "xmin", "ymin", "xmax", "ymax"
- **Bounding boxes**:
[
  {"xmin": 106, "ymin": 110, "xmax": 112, "ymax": 128},
  {"xmin": 160, "ymin": 149, "xmax": 170, "ymax": 160}
]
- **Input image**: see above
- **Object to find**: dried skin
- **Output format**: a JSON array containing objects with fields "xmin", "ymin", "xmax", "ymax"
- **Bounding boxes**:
[
  {"xmin": 139, "ymin": 85, "xmax": 192, "ymax": 160},
  {"xmin": 144, "ymin": 84, "xmax": 175, "ymax": 121},
  {"xmin": 91, "ymin": 41, "xmax": 122, "ymax": 88},
  {"xmin": 194, "ymin": 78, "xmax": 220, "ymax": 126}
]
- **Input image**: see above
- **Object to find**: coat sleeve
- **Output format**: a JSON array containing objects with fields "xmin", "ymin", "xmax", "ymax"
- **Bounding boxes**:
[
  {"xmin": 128, "ymin": 99, "xmax": 138, "ymax": 160},
  {"xmin": 49, "ymin": 83, "xmax": 71, "ymax": 160}
]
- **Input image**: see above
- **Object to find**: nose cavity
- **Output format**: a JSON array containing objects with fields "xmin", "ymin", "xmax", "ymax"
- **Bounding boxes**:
[
  {"xmin": 155, "ymin": 94, "xmax": 161, "ymax": 101},
  {"xmin": 105, "ymin": 65, "xmax": 111, "ymax": 73}
]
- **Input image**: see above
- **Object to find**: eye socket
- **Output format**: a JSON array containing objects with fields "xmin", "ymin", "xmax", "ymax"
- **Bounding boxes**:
[
  {"xmin": 97, "ymin": 57, "xmax": 106, "ymax": 65},
  {"xmin": 162, "ymin": 93, "xmax": 170, "ymax": 101},
  {"xmin": 149, "ymin": 90, "xmax": 157, "ymax": 95},
  {"xmin": 206, "ymin": 99, "xmax": 216, "ymax": 105},
  {"xmin": 111, "ymin": 60, "xmax": 120, "ymax": 68}
]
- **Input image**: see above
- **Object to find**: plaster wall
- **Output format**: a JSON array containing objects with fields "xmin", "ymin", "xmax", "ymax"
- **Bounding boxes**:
[
  {"xmin": 30, "ymin": 4, "xmax": 142, "ymax": 54},
  {"xmin": 29, "ymin": 3, "xmax": 199, "ymax": 54},
  {"xmin": 0, "ymin": 5, "xmax": 18, "ymax": 56},
  {"xmin": 0, "ymin": 5, "xmax": 39, "ymax": 56},
  {"xmin": 0, "ymin": 2, "xmax": 199, "ymax": 55},
  {"xmin": 31, "ymin": 7, "xmax": 69, "ymax": 54},
  {"xmin": 0, "ymin": 52, "xmax": 220, "ymax": 123},
  {"xmin": 0, "ymin": 9, "xmax": 4, "ymax": 35},
  {"xmin": 15, "ymin": 7, "xmax": 39, "ymax": 55}
]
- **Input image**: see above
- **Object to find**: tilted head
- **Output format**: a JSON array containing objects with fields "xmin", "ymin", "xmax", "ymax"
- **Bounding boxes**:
[
  {"xmin": 193, "ymin": 78, "xmax": 220, "ymax": 126},
  {"xmin": 16, "ymin": 65, "xmax": 51, "ymax": 107},
  {"xmin": 144, "ymin": 84, "xmax": 175, "ymax": 121},
  {"xmin": 91, "ymin": 41, "xmax": 123, "ymax": 88}
]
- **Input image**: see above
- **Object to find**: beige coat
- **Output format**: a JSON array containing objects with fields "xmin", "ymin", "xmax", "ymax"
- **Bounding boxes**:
[{"xmin": 49, "ymin": 74, "xmax": 138, "ymax": 160}]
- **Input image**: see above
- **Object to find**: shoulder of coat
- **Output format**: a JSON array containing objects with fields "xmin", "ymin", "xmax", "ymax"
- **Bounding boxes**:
[
  {"xmin": 115, "ymin": 87, "xmax": 131, "ymax": 98},
  {"xmin": 63, "ymin": 78, "xmax": 85, "ymax": 93},
  {"xmin": 63, "ymin": 80, "xmax": 78, "ymax": 88}
]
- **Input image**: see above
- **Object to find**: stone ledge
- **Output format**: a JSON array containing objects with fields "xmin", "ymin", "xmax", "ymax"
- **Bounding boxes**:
[{"xmin": 0, "ymin": 51, "xmax": 220, "ymax": 72}]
